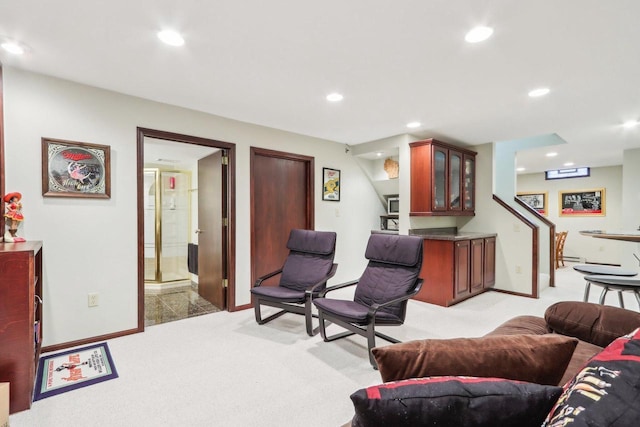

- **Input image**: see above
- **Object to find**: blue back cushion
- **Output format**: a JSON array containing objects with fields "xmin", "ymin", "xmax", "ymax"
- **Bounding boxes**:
[
  {"xmin": 280, "ymin": 229, "xmax": 336, "ymax": 291},
  {"xmin": 354, "ymin": 234, "xmax": 423, "ymax": 317}
]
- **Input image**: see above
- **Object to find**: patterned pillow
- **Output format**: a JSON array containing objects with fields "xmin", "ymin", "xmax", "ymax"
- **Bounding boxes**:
[
  {"xmin": 351, "ymin": 376, "xmax": 563, "ymax": 427},
  {"xmin": 543, "ymin": 328, "xmax": 640, "ymax": 426}
]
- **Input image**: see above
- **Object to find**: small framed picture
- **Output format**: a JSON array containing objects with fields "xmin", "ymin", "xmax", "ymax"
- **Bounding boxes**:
[
  {"xmin": 322, "ymin": 168, "xmax": 340, "ymax": 201},
  {"xmin": 42, "ymin": 138, "xmax": 111, "ymax": 199},
  {"xmin": 517, "ymin": 191, "xmax": 548, "ymax": 216},
  {"xmin": 385, "ymin": 217, "xmax": 399, "ymax": 231},
  {"xmin": 559, "ymin": 188, "xmax": 605, "ymax": 217}
]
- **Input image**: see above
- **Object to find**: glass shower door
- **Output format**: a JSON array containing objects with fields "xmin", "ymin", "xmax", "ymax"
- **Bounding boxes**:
[
  {"xmin": 144, "ymin": 168, "xmax": 191, "ymax": 283},
  {"xmin": 160, "ymin": 171, "xmax": 190, "ymax": 282}
]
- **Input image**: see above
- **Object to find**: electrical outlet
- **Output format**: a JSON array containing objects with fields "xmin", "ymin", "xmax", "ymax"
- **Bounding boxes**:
[
  {"xmin": 515, "ymin": 265, "xmax": 522, "ymax": 274},
  {"xmin": 88, "ymin": 293, "xmax": 99, "ymax": 307}
]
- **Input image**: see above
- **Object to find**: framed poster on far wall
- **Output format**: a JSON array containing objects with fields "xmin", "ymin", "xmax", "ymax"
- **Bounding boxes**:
[
  {"xmin": 559, "ymin": 188, "xmax": 605, "ymax": 216},
  {"xmin": 517, "ymin": 191, "xmax": 548, "ymax": 216},
  {"xmin": 322, "ymin": 168, "xmax": 340, "ymax": 201}
]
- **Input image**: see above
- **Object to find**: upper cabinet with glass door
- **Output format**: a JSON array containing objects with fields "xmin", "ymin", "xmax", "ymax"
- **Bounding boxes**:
[{"xmin": 410, "ymin": 139, "xmax": 477, "ymax": 216}]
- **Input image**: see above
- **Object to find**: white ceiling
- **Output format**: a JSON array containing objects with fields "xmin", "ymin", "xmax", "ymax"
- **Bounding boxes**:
[{"xmin": 1, "ymin": 1, "xmax": 639, "ymax": 174}]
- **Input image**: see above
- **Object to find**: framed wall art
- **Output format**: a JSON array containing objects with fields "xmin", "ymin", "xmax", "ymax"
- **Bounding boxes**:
[
  {"xmin": 559, "ymin": 188, "xmax": 605, "ymax": 216},
  {"xmin": 517, "ymin": 191, "xmax": 548, "ymax": 216},
  {"xmin": 322, "ymin": 167, "xmax": 340, "ymax": 201},
  {"xmin": 42, "ymin": 138, "xmax": 111, "ymax": 198}
]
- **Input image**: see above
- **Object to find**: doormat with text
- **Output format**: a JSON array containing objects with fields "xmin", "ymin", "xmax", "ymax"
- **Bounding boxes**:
[{"xmin": 33, "ymin": 342, "xmax": 118, "ymax": 401}]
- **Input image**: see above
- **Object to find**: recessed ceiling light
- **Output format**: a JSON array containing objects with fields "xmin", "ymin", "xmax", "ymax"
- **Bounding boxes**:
[
  {"xmin": 406, "ymin": 121, "xmax": 421, "ymax": 129},
  {"xmin": 1, "ymin": 41, "xmax": 25, "ymax": 55},
  {"xmin": 376, "ymin": 152, "xmax": 383, "ymax": 157},
  {"xmin": 622, "ymin": 120, "xmax": 639, "ymax": 129},
  {"xmin": 157, "ymin": 30, "xmax": 185, "ymax": 46},
  {"xmin": 546, "ymin": 152, "xmax": 558, "ymax": 157},
  {"xmin": 528, "ymin": 87, "xmax": 550, "ymax": 98},
  {"xmin": 563, "ymin": 162, "xmax": 574, "ymax": 167},
  {"xmin": 326, "ymin": 93, "xmax": 344, "ymax": 102},
  {"xmin": 516, "ymin": 167, "xmax": 526, "ymax": 172},
  {"xmin": 465, "ymin": 26, "xmax": 494, "ymax": 43}
]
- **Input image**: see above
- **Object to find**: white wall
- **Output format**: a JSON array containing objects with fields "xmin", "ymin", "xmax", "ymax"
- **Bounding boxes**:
[
  {"xmin": 3, "ymin": 67, "xmax": 384, "ymax": 346},
  {"xmin": 460, "ymin": 143, "xmax": 535, "ymax": 294},
  {"xmin": 517, "ymin": 166, "xmax": 623, "ymax": 264},
  {"xmin": 620, "ymin": 148, "xmax": 640, "ymax": 270}
]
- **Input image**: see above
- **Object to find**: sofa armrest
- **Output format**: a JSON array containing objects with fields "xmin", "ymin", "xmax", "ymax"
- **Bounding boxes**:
[
  {"xmin": 485, "ymin": 315, "xmax": 550, "ymax": 337},
  {"xmin": 545, "ymin": 301, "xmax": 640, "ymax": 348}
]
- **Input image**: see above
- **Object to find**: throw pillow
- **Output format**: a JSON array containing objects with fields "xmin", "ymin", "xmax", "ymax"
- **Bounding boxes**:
[
  {"xmin": 372, "ymin": 334, "xmax": 578, "ymax": 385},
  {"xmin": 545, "ymin": 301, "xmax": 640, "ymax": 348},
  {"xmin": 350, "ymin": 376, "xmax": 563, "ymax": 427},
  {"xmin": 543, "ymin": 327, "xmax": 640, "ymax": 426}
]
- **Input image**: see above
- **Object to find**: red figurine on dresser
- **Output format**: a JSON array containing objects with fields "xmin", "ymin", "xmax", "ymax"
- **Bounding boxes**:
[{"xmin": 3, "ymin": 191, "xmax": 26, "ymax": 242}]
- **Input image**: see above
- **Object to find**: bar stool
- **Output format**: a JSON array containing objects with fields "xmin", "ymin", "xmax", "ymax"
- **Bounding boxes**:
[
  {"xmin": 582, "ymin": 275, "xmax": 640, "ymax": 310},
  {"xmin": 573, "ymin": 264, "xmax": 638, "ymax": 304}
]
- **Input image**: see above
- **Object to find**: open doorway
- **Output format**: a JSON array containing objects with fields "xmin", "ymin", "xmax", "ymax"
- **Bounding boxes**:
[{"xmin": 136, "ymin": 128, "xmax": 236, "ymax": 330}]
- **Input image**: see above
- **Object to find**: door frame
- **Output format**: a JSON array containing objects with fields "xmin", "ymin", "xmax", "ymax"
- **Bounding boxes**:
[{"xmin": 136, "ymin": 127, "xmax": 237, "ymax": 332}]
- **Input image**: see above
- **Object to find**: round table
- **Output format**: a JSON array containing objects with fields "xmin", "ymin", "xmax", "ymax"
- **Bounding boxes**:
[
  {"xmin": 582, "ymin": 275, "xmax": 640, "ymax": 309},
  {"xmin": 573, "ymin": 264, "xmax": 639, "ymax": 307}
]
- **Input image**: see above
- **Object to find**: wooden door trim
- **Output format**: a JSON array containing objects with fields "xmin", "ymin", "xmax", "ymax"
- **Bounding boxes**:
[
  {"xmin": 137, "ymin": 127, "xmax": 237, "ymax": 333},
  {"xmin": 0, "ymin": 66, "xmax": 5, "ymax": 233},
  {"xmin": 249, "ymin": 147, "xmax": 315, "ymax": 296}
]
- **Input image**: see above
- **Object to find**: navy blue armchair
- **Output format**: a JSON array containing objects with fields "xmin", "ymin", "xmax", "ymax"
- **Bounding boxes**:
[
  {"xmin": 251, "ymin": 229, "xmax": 338, "ymax": 336},
  {"xmin": 313, "ymin": 233, "xmax": 423, "ymax": 367}
]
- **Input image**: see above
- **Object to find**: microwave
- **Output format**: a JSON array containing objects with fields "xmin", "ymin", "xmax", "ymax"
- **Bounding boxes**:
[{"xmin": 387, "ymin": 197, "xmax": 399, "ymax": 215}]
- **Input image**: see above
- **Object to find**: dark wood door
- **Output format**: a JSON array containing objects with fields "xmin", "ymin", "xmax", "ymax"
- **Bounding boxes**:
[
  {"xmin": 470, "ymin": 239, "xmax": 484, "ymax": 291},
  {"xmin": 483, "ymin": 237, "xmax": 496, "ymax": 288},
  {"xmin": 198, "ymin": 151, "xmax": 225, "ymax": 308},
  {"xmin": 250, "ymin": 148, "xmax": 313, "ymax": 287},
  {"xmin": 454, "ymin": 240, "xmax": 470, "ymax": 298}
]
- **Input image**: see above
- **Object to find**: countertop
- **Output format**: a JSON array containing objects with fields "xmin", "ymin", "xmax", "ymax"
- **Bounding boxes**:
[
  {"xmin": 409, "ymin": 227, "xmax": 497, "ymax": 241},
  {"xmin": 579, "ymin": 230, "xmax": 640, "ymax": 243}
]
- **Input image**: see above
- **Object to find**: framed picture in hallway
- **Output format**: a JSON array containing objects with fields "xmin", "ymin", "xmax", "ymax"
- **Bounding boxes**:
[
  {"xmin": 517, "ymin": 191, "xmax": 548, "ymax": 216},
  {"xmin": 42, "ymin": 138, "xmax": 111, "ymax": 198},
  {"xmin": 322, "ymin": 168, "xmax": 340, "ymax": 201},
  {"xmin": 559, "ymin": 188, "xmax": 605, "ymax": 216}
]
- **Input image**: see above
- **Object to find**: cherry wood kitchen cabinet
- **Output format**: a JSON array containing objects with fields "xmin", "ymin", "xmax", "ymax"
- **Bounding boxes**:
[
  {"xmin": 0, "ymin": 241, "xmax": 43, "ymax": 414},
  {"xmin": 410, "ymin": 138, "xmax": 477, "ymax": 216},
  {"xmin": 414, "ymin": 234, "xmax": 496, "ymax": 307}
]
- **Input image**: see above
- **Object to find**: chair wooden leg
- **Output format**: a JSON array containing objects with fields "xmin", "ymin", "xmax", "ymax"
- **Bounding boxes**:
[
  {"xmin": 366, "ymin": 323, "xmax": 377, "ymax": 369},
  {"xmin": 318, "ymin": 311, "xmax": 329, "ymax": 341},
  {"xmin": 305, "ymin": 299, "xmax": 317, "ymax": 337},
  {"xmin": 254, "ymin": 300, "xmax": 263, "ymax": 323},
  {"xmin": 254, "ymin": 299, "xmax": 287, "ymax": 325}
]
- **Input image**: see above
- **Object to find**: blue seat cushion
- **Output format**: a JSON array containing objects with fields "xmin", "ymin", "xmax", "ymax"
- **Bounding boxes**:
[
  {"xmin": 250, "ymin": 286, "xmax": 306, "ymax": 303},
  {"xmin": 313, "ymin": 298, "xmax": 402, "ymax": 325}
]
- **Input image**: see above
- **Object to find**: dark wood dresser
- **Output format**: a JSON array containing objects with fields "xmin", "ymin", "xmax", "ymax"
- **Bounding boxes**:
[{"xmin": 0, "ymin": 241, "xmax": 43, "ymax": 413}]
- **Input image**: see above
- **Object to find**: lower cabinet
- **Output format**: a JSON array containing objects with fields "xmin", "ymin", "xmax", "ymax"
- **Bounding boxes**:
[{"xmin": 415, "ymin": 235, "xmax": 496, "ymax": 307}]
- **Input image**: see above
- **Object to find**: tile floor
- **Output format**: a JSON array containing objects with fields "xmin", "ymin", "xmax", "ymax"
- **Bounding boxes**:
[{"xmin": 144, "ymin": 282, "xmax": 221, "ymax": 327}]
